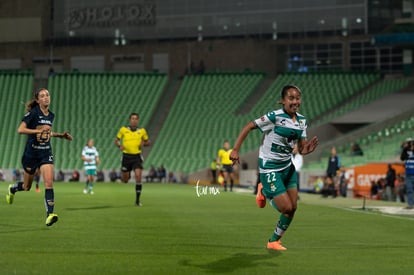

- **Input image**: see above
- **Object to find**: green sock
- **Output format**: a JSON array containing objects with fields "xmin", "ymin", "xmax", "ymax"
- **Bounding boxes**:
[{"xmin": 270, "ymin": 214, "xmax": 293, "ymax": 242}]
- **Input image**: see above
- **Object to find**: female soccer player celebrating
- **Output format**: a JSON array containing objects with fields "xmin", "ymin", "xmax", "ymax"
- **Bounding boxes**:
[
  {"xmin": 230, "ymin": 84, "xmax": 318, "ymax": 250},
  {"xmin": 6, "ymin": 88, "xmax": 72, "ymax": 226}
]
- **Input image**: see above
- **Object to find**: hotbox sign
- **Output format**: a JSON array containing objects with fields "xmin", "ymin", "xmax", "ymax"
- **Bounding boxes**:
[{"xmin": 67, "ymin": 3, "xmax": 156, "ymax": 29}]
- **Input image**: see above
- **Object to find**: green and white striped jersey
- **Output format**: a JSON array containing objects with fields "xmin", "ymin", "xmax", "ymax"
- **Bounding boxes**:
[
  {"xmin": 254, "ymin": 108, "xmax": 307, "ymax": 172},
  {"xmin": 82, "ymin": 146, "xmax": 99, "ymax": 171}
]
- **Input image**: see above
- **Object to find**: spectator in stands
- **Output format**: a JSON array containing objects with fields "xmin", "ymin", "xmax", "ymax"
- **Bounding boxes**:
[
  {"xmin": 229, "ymin": 84, "xmax": 319, "ymax": 251},
  {"xmin": 378, "ymin": 178, "xmax": 386, "ymax": 200},
  {"xmin": 168, "ymin": 171, "xmax": 177, "ymax": 183},
  {"xmin": 400, "ymin": 138, "xmax": 413, "ymax": 154},
  {"xmin": 97, "ymin": 170, "xmax": 105, "ymax": 182},
  {"xmin": 69, "ymin": 170, "xmax": 80, "ymax": 182},
  {"xmin": 145, "ymin": 165, "xmax": 157, "ymax": 182},
  {"xmin": 371, "ymin": 179, "xmax": 382, "ymax": 200},
  {"xmin": 291, "ymin": 143, "xmax": 303, "ymax": 191},
  {"xmin": 384, "ymin": 163, "xmax": 396, "ymax": 201},
  {"xmin": 56, "ymin": 170, "xmax": 65, "ymax": 181},
  {"xmin": 157, "ymin": 165, "xmax": 166, "ymax": 182},
  {"xmin": 115, "ymin": 112, "xmax": 150, "ymax": 206},
  {"xmin": 321, "ymin": 176, "xmax": 337, "ymax": 198},
  {"xmin": 6, "ymin": 87, "xmax": 73, "ymax": 227},
  {"xmin": 109, "ymin": 169, "xmax": 119, "ymax": 182},
  {"xmin": 326, "ymin": 146, "xmax": 340, "ymax": 178},
  {"xmin": 217, "ymin": 140, "xmax": 235, "ymax": 192},
  {"xmin": 13, "ymin": 169, "xmax": 21, "ymax": 181},
  {"xmin": 350, "ymin": 143, "xmax": 364, "ymax": 156},
  {"xmin": 400, "ymin": 138, "xmax": 414, "ymax": 209}
]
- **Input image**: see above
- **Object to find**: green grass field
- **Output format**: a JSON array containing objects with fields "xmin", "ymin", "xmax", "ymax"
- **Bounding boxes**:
[{"xmin": 1, "ymin": 182, "xmax": 414, "ymax": 275}]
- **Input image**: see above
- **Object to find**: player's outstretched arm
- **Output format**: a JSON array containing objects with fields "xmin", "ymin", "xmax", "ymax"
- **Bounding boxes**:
[
  {"xmin": 52, "ymin": 131, "xmax": 73, "ymax": 141},
  {"xmin": 230, "ymin": 121, "xmax": 256, "ymax": 165}
]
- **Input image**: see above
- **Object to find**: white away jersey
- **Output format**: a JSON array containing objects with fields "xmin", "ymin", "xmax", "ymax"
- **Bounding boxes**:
[
  {"xmin": 82, "ymin": 146, "xmax": 99, "ymax": 170},
  {"xmin": 254, "ymin": 109, "xmax": 307, "ymax": 172}
]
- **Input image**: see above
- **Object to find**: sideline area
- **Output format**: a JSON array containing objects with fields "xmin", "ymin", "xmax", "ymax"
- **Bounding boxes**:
[
  {"xmin": 297, "ymin": 193, "xmax": 414, "ymax": 218},
  {"xmin": 232, "ymin": 187, "xmax": 414, "ymax": 218}
]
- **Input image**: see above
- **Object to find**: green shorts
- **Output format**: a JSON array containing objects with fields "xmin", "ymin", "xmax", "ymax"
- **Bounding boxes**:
[
  {"xmin": 85, "ymin": 168, "xmax": 97, "ymax": 176},
  {"xmin": 259, "ymin": 164, "xmax": 297, "ymax": 199}
]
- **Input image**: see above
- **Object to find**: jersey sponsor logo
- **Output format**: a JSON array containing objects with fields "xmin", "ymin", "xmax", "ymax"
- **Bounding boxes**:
[
  {"xmin": 32, "ymin": 144, "xmax": 51, "ymax": 150},
  {"xmin": 39, "ymin": 119, "xmax": 52, "ymax": 125}
]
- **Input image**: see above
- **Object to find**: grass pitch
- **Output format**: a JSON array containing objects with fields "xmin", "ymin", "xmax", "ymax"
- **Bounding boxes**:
[{"xmin": 1, "ymin": 182, "xmax": 414, "ymax": 275}]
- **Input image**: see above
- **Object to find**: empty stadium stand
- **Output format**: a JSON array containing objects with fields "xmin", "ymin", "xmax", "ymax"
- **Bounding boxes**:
[
  {"xmin": 145, "ymin": 72, "xmax": 265, "ymax": 173},
  {"xmin": 0, "ymin": 71, "xmax": 34, "ymax": 169}
]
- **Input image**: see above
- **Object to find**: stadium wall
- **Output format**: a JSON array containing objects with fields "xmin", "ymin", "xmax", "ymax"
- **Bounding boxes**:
[{"xmin": 0, "ymin": 38, "xmax": 279, "ymax": 76}]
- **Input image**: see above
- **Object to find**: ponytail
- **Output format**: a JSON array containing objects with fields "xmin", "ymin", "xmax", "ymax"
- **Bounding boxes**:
[{"xmin": 25, "ymin": 88, "xmax": 47, "ymax": 111}]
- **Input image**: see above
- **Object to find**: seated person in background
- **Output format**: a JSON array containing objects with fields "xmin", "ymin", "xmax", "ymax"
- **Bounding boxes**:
[
  {"xmin": 13, "ymin": 169, "xmax": 22, "ymax": 181},
  {"xmin": 69, "ymin": 170, "xmax": 80, "ymax": 182},
  {"xmin": 157, "ymin": 165, "xmax": 167, "ymax": 182},
  {"xmin": 377, "ymin": 178, "xmax": 386, "ymax": 200},
  {"xmin": 321, "ymin": 176, "xmax": 337, "ymax": 198},
  {"xmin": 351, "ymin": 143, "xmax": 364, "ymax": 156},
  {"xmin": 145, "ymin": 165, "xmax": 157, "ymax": 182},
  {"xmin": 109, "ymin": 169, "xmax": 119, "ymax": 182},
  {"xmin": 56, "ymin": 170, "xmax": 65, "ymax": 181},
  {"xmin": 370, "ymin": 180, "xmax": 380, "ymax": 200},
  {"xmin": 97, "ymin": 170, "xmax": 105, "ymax": 182},
  {"xmin": 0, "ymin": 169, "xmax": 5, "ymax": 181},
  {"xmin": 168, "ymin": 171, "xmax": 177, "ymax": 183},
  {"xmin": 371, "ymin": 179, "xmax": 385, "ymax": 200}
]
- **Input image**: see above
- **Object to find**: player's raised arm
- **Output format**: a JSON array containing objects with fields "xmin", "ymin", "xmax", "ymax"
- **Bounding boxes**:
[{"xmin": 230, "ymin": 121, "xmax": 257, "ymax": 165}]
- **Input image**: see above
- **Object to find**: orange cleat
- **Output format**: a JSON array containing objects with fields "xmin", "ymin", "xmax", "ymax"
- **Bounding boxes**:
[
  {"xmin": 256, "ymin": 183, "xmax": 266, "ymax": 208},
  {"xmin": 267, "ymin": 240, "xmax": 287, "ymax": 251}
]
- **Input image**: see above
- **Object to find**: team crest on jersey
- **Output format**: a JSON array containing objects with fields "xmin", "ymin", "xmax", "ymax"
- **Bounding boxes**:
[
  {"xmin": 298, "ymin": 119, "xmax": 306, "ymax": 129},
  {"xmin": 270, "ymin": 183, "xmax": 277, "ymax": 192}
]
